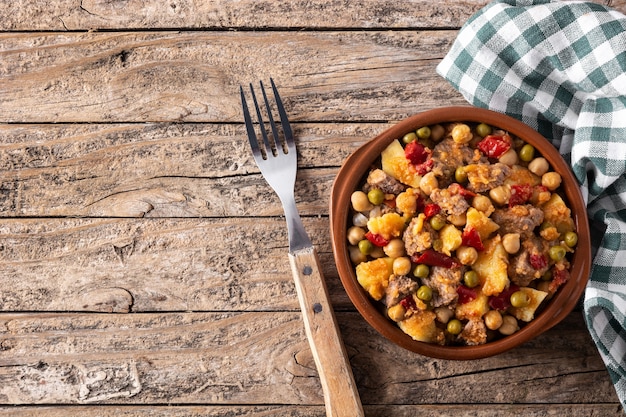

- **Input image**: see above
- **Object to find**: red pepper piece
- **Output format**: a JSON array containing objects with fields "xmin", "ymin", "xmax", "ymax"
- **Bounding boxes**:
[
  {"xmin": 509, "ymin": 184, "xmax": 533, "ymax": 207},
  {"xmin": 404, "ymin": 141, "xmax": 430, "ymax": 165},
  {"xmin": 457, "ymin": 285, "xmax": 478, "ymax": 304},
  {"xmin": 383, "ymin": 197, "xmax": 397, "ymax": 209},
  {"xmin": 405, "ymin": 141, "xmax": 434, "ymax": 175},
  {"xmin": 365, "ymin": 231, "xmax": 389, "ymax": 247},
  {"xmin": 461, "ymin": 227, "xmax": 484, "ymax": 251},
  {"xmin": 488, "ymin": 284, "xmax": 520, "ymax": 310},
  {"xmin": 414, "ymin": 158, "xmax": 434, "ymax": 175},
  {"xmin": 411, "ymin": 249, "xmax": 460, "ymax": 268},
  {"xmin": 423, "ymin": 203, "xmax": 441, "ymax": 219},
  {"xmin": 549, "ymin": 267, "xmax": 570, "ymax": 293},
  {"xmin": 449, "ymin": 182, "xmax": 476, "ymax": 198},
  {"xmin": 530, "ymin": 253, "xmax": 547, "ymax": 270},
  {"xmin": 477, "ymin": 134, "xmax": 511, "ymax": 158},
  {"xmin": 400, "ymin": 295, "xmax": 417, "ymax": 311}
]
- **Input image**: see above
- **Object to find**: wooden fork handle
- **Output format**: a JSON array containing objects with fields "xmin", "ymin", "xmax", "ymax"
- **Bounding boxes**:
[{"xmin": 289, "ymin": 247, "xmax": 365, "ymax": 417}]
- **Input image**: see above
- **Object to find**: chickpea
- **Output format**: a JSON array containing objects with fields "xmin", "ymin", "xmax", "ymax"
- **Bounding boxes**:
[
  {"xmin": 351, "ymin": 190, "xmax": 373, "ymax": 212},
  {"xmin": 349, "ymin": 246, "xmax": 367, "ymax": 264},
  {"xmin": 489, "ymin": 185, "xmax": 510, "ymax": 206},
  {"xmin": 528, "ymin": 157, "xmax": 549, "ymax": 176},
  {"xmin": 499, "ymin": 315, "xmax": 519, "ymax": 336},
  {"xmin": 451, "ymin": 123, "xmax": 473, "ymax": 144},
  {"xmin": 384, "ymin": 238, "xmax": 406, "ymax": 258},
  {"xmin": 502, "ymin": 233, "xmax": 521, "ymax": 254},
  {"xmin": 448, "ymin": 213, "xmax": 467, "ymax": 227},
  {"xmin": 484, "ymin": 310, "xmax": 503, "ymax": 330},
  {"xmin": 472, "ymin": 194, "xmax": 495, "ymax": 215},
  {"xmin": 370, "ymin": 246, "xmax": 385, "ymax": 258},
  {"xmin": 347, "ymin": 226, "xmax": 366, "ymax": 245},
  {"xmin": 430, "ymin": 124, "xmax": 445, "ymax": 141},
  {"xmin": 420, "ymin": 172, "xmax": 438, "ymax": 196},
  {"xmin": 434, "ymin": 306, "xmax": 454, "ymax": 324},
  {"xmin": 387, "ymin": 303, "xmax": 406, "ymax": 322},
  {"xmin": 542, "ymin": 171, "xmax": 562, "ymax": 191},
  {"xmin": 393, "ymin": 257, "xmax": 412, "ymax": 276},
  {"xmin": 498, "ymin": 148, "xmax": 519, "ymax": 166},
  {"xmin": 457, "ymin": 246, "xmax": 478, "ymax": 265}
]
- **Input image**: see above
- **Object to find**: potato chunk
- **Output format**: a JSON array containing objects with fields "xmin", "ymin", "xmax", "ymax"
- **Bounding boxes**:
[
  {"xmin": 465, "ymin": 207, "xmax": 500, "ymax": 241},
  {"xmin": 398, "ymin": 310, "xmax": 445, "ymax": 344},
  {"xmin": 381, "ymin": 139, "xmax": 422, "ymax": 188},
  {"xmin": 472, "ymin": 235, "xmax": 510, "ymax": 296},
  {"xmin": 355, "ymin": 258, "xmax": 393, "ymax": 301},
  {"xmin": 367, "ymin": 212, "xmax": 406, "ymax": 240},
  {"xmin": 510, "ymin": 287, "xmax": 548, "ymax": 322}
]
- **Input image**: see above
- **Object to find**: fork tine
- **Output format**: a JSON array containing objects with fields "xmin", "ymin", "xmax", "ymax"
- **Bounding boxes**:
[
  {"xmin": 270, "ymin": 78, "xmax": 296, "ymax": 154},
  {"xmin": 260, "ymin": 81, "xmax": 284, "ymax": 155},
  {"xmin": 249, "ymin": 83, "xmax": 274, "ymax": 159},
  {"xmin": 240, "ymin": 85, "xmax": 262, "ymax": 160}
]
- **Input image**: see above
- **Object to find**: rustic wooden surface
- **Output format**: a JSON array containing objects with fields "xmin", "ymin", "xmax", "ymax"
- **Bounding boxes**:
[{"xmin": 1, "ymin": 0, "xmax": 624, "ymax": 415}]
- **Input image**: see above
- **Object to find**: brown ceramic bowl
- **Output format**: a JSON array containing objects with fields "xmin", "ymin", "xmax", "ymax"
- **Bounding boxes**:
[{"xmin": 330, "ymin": 106, "xmax": 591, "ymax": 360}]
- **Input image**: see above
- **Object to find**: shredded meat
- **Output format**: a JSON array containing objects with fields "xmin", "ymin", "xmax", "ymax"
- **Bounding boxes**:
[
  {"xmin": 365, "ymin": 169, "xmax": 406, "ymax": 195},
  {"xmin": 430, "ymin": 185, "xmax": 470, "ymax": 217},
  {"xmin": 385, "ymin": 274, "xmax": 418, "ymax": 307},
  {"xmin": 491, "ymin": 204, "xmax": 544, "ymax": 238},
  {"xmin": 431, "ymin": 139, "xmax": 483, "ymax": 186},
  {"xmin": 465, "ymin": 162, "xmax": 511, "ymax": 193},
  {"xmin": 459, "ymin": 318, "xmax": 488, "ymax": 346},
  {"xmin": 421, "ymin": 266, "xmax": 462, "ymax": 308},
  {"xmin": 508, "ymin": 236, "xmax": 550, "ymax": 286},
  {"xmin": 403, "ymin": 217, "xmax": 437, "ymax": 256}
]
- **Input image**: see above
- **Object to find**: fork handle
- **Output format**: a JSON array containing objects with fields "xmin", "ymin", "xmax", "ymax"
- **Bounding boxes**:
[{"xmin": 289, "ymin": 247, "xmax": 365, "ymax": 417}]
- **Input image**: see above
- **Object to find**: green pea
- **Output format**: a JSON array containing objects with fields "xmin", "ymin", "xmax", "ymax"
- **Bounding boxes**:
[
  {"xmin": 417, "ymin": 285, "xmax": 433, "ymax": 302},
  {"xmin": 358, "ymin": 239, "xmax": 373, "ymax": 255},
  {"xmin": 540, "ymin": 221, "xmax": 554, "ymax": 231},
  {"xmin": 463, "ymin": 271, "xmax": 480, "ymax": 288},
  {"xmin": 413, "ymin": 264, "xmax": 430, "ymax": 279},
  {"xmin": 476, "ymin": 123, "xmax": 492, "ymax": 137},
  {"xmin": 417, "ymin": 126, "xmax": 431, "ymax": 140},
  {"xmin": 519, "ymin": 144, "xmax": 535, "ymax": 162},
  {"xmin": 403, "ymin": 132, "xmax": 417, "ymax": 144},
  {"xmin": 510, "ymin": 290, "xmax": 530, "ymax": 308},
  {"xmin": 549, "ymin": 245, "xmax": 566, "ymax": 261},
  {"xmin": 447, "ymin": 319, "xmax": 463, "ymax": 335},
  {"xmin": 542, "ymin": 270, "xmax": 553, "ymax": 281},
  {"xmin": 367, "ymin": 188, "xmax": 385, "ymax": 205},
  {"xmin": 455, "ymin": 166, "xmax": 468, "ymax": 183},
  {"xmin": 564, "ymin": 231, "xmax": 578, "ymax": 247},
  {"xmin": 429, "ymin": 216, "xmax": 446, "ymax": 231}
]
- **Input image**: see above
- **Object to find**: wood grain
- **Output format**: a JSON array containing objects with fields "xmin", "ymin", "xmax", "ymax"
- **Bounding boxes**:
[
  {"xmin": 1, "ymin": 0, "xmax": 623, "ymax": 413},
  {"xmin": 0, "ymin": 31, "xmax": 463, "ymax": 123},
  {"xmin": 0, "ymin": 122, "xmax": 386, "ymax": 218},
  {"xmin": 0, "ymin": 217, "xmax": 350, "ymax": 312},
  {"xmin": 2, "ymin": 0, "xmax": 490, "ymax": 31},
  {"xmin": 0, "ymin": 312, "xmax": 617, "ymax": 406}
]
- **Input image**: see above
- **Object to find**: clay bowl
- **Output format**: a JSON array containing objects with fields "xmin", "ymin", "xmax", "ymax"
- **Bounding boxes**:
[{"xmin": 330, "ymin": 106, "xmax": 591, "ymax": 360}]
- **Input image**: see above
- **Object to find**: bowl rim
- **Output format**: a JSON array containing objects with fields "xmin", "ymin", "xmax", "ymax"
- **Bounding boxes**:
[{"xmin": 330, "ymin": 106, "xmax": 592, "ymax": 360}]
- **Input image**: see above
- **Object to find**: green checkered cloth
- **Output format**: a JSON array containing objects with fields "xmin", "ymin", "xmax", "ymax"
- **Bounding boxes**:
[{"xmin": 437, "ymin": 0, "xmax": 626, "ymax": 408}]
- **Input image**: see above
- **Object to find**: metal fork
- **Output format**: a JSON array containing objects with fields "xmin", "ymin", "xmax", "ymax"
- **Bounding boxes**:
[{"xmin": 241, "ymin": 80, "xmax": 364, "ymax": 417}]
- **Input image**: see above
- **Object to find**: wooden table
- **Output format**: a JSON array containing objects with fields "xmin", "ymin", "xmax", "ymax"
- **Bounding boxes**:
[{"xmin": 1, "ymin": 1, "xmax": 624, "ymax": 415}]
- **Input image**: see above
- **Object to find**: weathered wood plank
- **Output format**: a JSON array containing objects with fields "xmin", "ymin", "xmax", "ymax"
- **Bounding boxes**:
[
  {"xmin": 2, "ymin": 0, "xmax": 622, "ymax": 31},
  {"xmin": 1, "ymin": 0, "xmax": 490, "ymax": 31},
  {"xmin": 0, "ymin": 312, "xmax": 618, "ymax": 406},
  {"xmin": 0, "ymin": 404, "xmax": 623, "ymax": 417},
  {"xmin": 0, "ymin": 217, "xmax": 348, "ymax": 312},
  {"xmin": 0, "ymin": 122, "xmax": 387, "ymax": 217},
  {"xmin": 0, "ymin": 31, "xmax": 465, "ymax": 123}
]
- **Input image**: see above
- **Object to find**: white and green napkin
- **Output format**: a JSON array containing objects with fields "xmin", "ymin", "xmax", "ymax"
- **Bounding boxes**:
[{"xmin": 437, "ymin": 0, "xmax": 626, "ymax": 408}]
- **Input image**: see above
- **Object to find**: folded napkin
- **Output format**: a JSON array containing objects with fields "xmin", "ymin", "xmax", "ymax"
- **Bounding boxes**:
[{"xmin": 437, "ymin": 0, "xmax": 626, "ymax": 408}]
